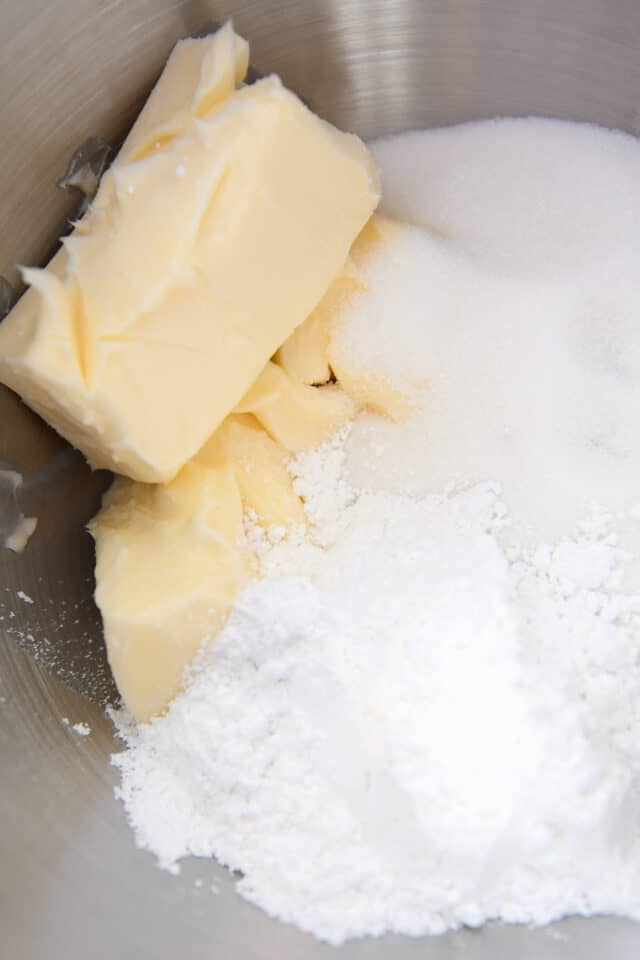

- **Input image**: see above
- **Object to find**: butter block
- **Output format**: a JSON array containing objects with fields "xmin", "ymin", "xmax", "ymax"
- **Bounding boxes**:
[
  {"xmin": 0, "ymin": 23, "xmax": 379, "ymax": 482},
  {"xmin": 91, "ymin": 458, "xmax": 252, "ymax": 722}
]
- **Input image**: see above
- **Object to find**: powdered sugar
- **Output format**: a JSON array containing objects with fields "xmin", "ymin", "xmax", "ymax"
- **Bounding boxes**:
[
  {"xmin": 72, "ymin": 721, "xmax": 91, "ymax": 736},
  {"xmin": 114, "ymin": 453, "xmax": 640, "ymax": 942},
  {"xmin": 112, "ymin": 118, "xmax": 640, "ymax": 944}
]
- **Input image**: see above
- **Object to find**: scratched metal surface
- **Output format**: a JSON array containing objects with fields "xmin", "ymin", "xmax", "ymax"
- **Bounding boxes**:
[{"xmin": 1, "ymin": 2, "xmax": 640, "ymax": 958}]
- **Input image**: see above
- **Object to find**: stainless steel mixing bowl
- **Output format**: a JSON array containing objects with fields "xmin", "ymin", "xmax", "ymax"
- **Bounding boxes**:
[{"xmin": 2, "ymin": 2, "xmax": 640, "ymax": 957}]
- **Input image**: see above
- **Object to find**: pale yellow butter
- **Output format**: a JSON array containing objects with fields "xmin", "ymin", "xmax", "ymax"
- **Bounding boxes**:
[
  {"xmin": 92, "ymin": 402, "xmax": 312, "ymax": 721},
  {"xmin": 91, "ymin": 457, "xmax": 251, "ymax": 722},
  {"xmin": 235, "ymin": 361, "xmax": 355, "ymax": 450},
  {"xmin": 0, "ymin": 24, "xmax": 379, "ymax": 483},
  {"xmin": 198, "ymin": 413, "xmax": 306, "ymax": 530}
]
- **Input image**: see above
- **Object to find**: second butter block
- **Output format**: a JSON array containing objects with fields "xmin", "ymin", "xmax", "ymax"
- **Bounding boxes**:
[{"xmin": 0, "ymin": 24, "xmax": 379, "ymax": 482}]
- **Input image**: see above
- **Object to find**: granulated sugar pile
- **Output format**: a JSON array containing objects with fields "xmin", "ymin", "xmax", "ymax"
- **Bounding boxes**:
[
  {"xmin": 343, "ymin": 119, "xmax": 640, "ymax": 543},
  {"xmin": 113, "ymin": 119, "xmax": 640, "ymax": 944}
]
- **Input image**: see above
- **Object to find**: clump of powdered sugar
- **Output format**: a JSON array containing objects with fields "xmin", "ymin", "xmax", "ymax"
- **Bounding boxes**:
[
  {"xmin": 72, "ymin": 721, "xmax": 91, "ymax": 736},
  {"xmin": 289, "ymin": 425, "xmax": 356, "ymax": 546},
  {"xmin": 243, "ymin": 427, "xmax": 356, "ymax": 574}
]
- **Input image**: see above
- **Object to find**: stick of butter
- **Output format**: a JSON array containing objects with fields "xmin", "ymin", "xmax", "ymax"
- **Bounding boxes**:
[
  {"xmin": 0, "ymin": 23, "xmax": 379, "ymax": 482},
  {"xmin": 91, "ymin": 410, "xmax": 307, "ymax": 722},
  {"xmin": 91, "ymin": 455, "xmax": 252, "ymax": 722}
]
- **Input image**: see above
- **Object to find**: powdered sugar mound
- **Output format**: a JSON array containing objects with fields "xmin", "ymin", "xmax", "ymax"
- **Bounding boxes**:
[{"xmin": 113, "ymin": 468, "xmax": 640, "ymax": 943}]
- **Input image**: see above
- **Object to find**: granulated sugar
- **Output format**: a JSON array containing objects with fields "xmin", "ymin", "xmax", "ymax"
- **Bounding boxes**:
[
  {"xmin": 112, "ymin": 119, "xmax": 640, "ymax": 943},
  {"xmin": 342, "ymin": 119, "xmax": 640, "ymax": 543}
]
